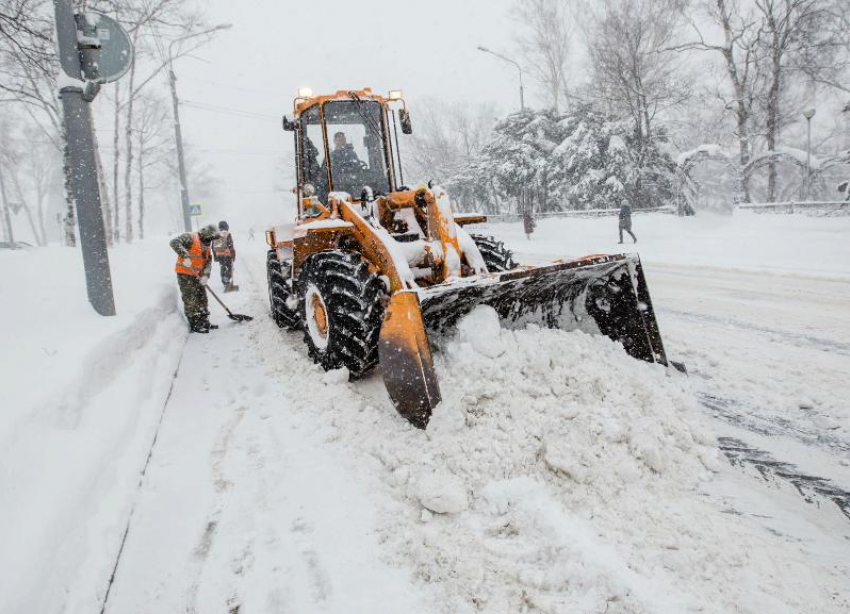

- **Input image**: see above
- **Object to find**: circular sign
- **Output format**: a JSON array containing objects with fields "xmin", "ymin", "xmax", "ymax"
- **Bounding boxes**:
[{"xmin": 76, "ymin": 12, "xmax": 134, "ymax": 83}]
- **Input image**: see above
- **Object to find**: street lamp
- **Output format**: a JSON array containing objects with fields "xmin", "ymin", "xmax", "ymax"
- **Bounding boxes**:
[
  {"xmin": 477, "ymin": 45, "xmax": 525, "ymax": 111},
  {"xmin": 167, "ymin": 23, "xmax": 232, "ymax": 232},
  {"xmin": 803, "ymin": 107, "xmax": 816, "ymax": 201}
]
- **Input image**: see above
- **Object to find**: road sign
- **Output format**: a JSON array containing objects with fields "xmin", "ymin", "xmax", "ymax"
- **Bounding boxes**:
[
  {"xmin": 189, "ymin": 203, "xmax": 203, "ymax": 217},
  {"xmin": 76, "ymin": 12, "xmax": 133, "ymax": 83}
]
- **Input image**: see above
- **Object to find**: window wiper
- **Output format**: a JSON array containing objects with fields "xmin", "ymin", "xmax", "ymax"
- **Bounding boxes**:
[{"xmin": 349, "ymin": 93, "xmax": 383, "ymax": 145}]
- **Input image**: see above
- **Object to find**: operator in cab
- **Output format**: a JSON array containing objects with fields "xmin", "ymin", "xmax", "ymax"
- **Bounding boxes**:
[{"xmin": 330, "ymin": 131, "xmax": 363, "ymax": 178}]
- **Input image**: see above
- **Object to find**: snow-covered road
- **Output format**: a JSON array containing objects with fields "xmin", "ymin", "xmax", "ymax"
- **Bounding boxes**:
[
  {"xmin": 100, "ymin": 231, "xmax": 850, "ymax": 614},
  {"xmin": 3, "ymin": 213, "xmax": 850, "ymax": 614}
]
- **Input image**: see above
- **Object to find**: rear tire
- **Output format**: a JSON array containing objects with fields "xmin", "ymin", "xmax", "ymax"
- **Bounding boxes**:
[
  {"xmin": 267, "ymin": 250, "xmax": 299, "ymax": 330},
  {"xmin": 297, "ymin": 251, "xmax": 387, "ymax": 378},
  {"xmin": 469, "ymin": 234, "xmax": 518, "ymax": 272}
]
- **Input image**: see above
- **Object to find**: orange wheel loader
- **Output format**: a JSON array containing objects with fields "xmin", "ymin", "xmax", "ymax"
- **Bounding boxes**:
[{"xmin": 266, "ymin": 88, "xmax": 671, "ymax": 428}]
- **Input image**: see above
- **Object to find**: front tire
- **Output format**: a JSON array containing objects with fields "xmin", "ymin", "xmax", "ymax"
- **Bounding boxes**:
[
  {"xmin": 297, "ymin": 251, "xmax": 386, "ymax": 378},
  {"xmin": 267, "ymin": 250, "xmax": 299, "ymax": 330},
  {"xmin": 469, "ymin": 234, "xmax": 518, "ymax": 272}
]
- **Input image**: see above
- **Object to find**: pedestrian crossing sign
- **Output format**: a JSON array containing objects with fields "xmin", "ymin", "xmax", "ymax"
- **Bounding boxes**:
[{"xmin": 189, "ymin": 202, "xmax": 203, "ymax": 217}]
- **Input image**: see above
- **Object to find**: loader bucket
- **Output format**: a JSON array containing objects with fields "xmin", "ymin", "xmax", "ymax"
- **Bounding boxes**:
[
  {"xmin": 379, "ymin": 291, "xmax": 442, "ymax": 428},
  {"xmin": 419, "ymin": 253, "xmax": 668, "ymax": 366}
]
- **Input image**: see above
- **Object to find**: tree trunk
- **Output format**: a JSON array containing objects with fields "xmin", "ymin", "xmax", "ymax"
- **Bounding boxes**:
[
  {"xmin": 123, "ymin": 52, "xmax": 138, "ymax": 243},
  {"xmin": 35, "ymin": 193, "xmax": 48, "ymax": 246},
  {"xmin": 18, "ymin": 201, "xmax": 42, "ymax": 246},
  {"xmin": 764, "ymin": 10, "xmax": 783, "ymax": 204},
  {"xmin": 10, "ymin": 169, "xmax": 47, "ymax": 246},
  {"xmin": 112, "ymin": 86, "xmax": 121, "ymax": 242},
  {"xmin": 138, "ymin": 131, "xmax": 145, "ymax": 240}
]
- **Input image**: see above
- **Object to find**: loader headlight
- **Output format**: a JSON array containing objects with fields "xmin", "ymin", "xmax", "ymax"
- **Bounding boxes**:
[
  {"xmin": 298, "ymin": 86, "xmax": 313, "ymax": 98},
  {"xmin": 388, "ymin": 89, "xmax": 403, "ymax": 101},
  {"xmin": 303, "ymin": 183, "xmax": 316, "ymax": 197}
]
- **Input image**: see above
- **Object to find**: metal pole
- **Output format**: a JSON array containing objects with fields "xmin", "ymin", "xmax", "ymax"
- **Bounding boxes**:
[
  {"xmin": 60, "ymin": 85, "xmax": 116, "ymax": 316},
  {"xmin": 477, "ymin": 46, "xmax": 525, "ymax": 112},
  {"xmin": 0, "ymin": 164, "xmax": 14, "ymax": 243},
  {"xmin": 805, "ymin": 116, "xmax": 811, "ymax": 201},
  {"xmin": 169, "ymin": 65, "xmax": 192, "ymax": 232},
  {"xmin": 518, "ymin": 68, "xmax": 525, "ymax": 111}
]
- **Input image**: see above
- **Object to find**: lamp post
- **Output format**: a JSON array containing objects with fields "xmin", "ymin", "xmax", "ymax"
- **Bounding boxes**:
[
  {"xmin": 167, "ymin": 24, "xmax": 231, "ymax": 232},
  {"xmin": 477, "ymin": 46, "xmax": 525, "ymax": 111},
  {"xmin": 803, "ymin": 107, "xmax": 816, "ymax": 201}
]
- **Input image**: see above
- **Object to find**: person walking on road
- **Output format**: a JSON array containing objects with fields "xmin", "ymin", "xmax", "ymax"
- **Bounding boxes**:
[
  {"xmin": 171, "ymin": 224, "xmax": 220, "ymax": 333},
  {"xmin": 213, "ymin": 220, "xmax": 237, "ymax": 292},
  {"xmin": 523, "ymin": 209, "xmax": 536, "ymax": 240},
  {"xmin": 618, "ymin": 200, "xmax": 637, "ymax": 244}
]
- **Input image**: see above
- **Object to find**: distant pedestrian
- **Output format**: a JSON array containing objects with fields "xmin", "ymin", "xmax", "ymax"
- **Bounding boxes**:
[
  {"xmin": 171, "ymin": 224, "xmax": 220, "ymax": 333},
  {"xmin": 213, "ymin": 220, "xmax": 238, "ymax": 292},
  {"xmin": 248, "ymin": 226, "xmax": 256, "ymax": 241},
  {"xmin": 618, "ymin": 201, "xmax": 637, "ymax": 244},
  {"xmin": 523, "ymin": 210, "xmax": 536, "ymax": 240}
]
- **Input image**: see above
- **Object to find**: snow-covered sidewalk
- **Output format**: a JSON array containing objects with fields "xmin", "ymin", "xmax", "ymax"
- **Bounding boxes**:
[
  {"xmin": 0, "ymin": 241, "xmax": 186, "ymax": 613},
  {"xmin": 102, "ymin": 282, "xmax": 438, "ymax": 614}
]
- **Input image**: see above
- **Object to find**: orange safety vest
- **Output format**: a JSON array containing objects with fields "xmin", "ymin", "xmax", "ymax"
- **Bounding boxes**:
[
  {"xmin": 213, "ymin": 231, "xmax": 232, "ymax": 258},
  {"xmin": 174, "ymin": 233, "xmax": 210, "ymax": 277}
]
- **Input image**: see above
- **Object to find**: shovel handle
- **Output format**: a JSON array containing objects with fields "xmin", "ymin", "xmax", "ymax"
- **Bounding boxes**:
[{"xmin": 203, "ymin": 283, "xmax": 233, "ymax": 317}]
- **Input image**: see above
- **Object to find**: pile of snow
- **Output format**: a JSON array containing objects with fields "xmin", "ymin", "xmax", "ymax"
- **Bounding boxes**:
[{"xmin": 253, "ymin": 302, "xmax": 849, "ymax": 614}]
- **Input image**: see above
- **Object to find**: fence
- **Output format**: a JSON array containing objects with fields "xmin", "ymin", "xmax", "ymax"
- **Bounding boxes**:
[
  {"xmin": 482, "ymin": 205, "xmax": 677, "ymax": 224},
  {"xmin": 737, "ymin": 200, "xmax": 849, "ymax": 215}
]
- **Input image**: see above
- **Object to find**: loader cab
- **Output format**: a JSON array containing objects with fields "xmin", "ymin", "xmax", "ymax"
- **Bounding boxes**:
[{"xmin": 296, "ymin": 98, "xmax": 393, "ymax": 208}]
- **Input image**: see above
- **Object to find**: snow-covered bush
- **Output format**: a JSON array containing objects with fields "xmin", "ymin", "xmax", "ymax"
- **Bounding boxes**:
[{"xmin": 455, "ymin": 106, "xmax": 677, "ymax": 213}]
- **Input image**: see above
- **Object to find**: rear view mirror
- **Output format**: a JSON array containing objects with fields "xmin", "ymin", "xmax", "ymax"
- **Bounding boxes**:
[
  {"xmin": 399, "ymin": 109, "xmax": 412, "ymax": 135},
  {"xmin": 282, "ymin": 115, "xmax": 296, "ymax": 132}
]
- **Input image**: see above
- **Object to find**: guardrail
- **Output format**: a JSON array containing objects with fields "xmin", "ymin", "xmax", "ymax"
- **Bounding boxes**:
[
  {"xmin": 479, "ymin": 206, "xmax": 677, "ymax": 224},
  {"xmin": 737, "ymin": 201, "xmax": 849, "ymax": 215}
]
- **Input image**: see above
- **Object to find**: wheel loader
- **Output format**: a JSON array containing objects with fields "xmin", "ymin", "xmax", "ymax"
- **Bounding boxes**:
[{"xmin": 266, "ymin": 88, "xmax": 670, "ymax": 428}]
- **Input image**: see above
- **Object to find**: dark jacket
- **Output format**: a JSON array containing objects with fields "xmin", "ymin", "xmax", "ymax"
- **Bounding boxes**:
[
  {"xmin": 619, "ymin": 204, "xmax": 632, "ymax": 227},
  {"xmin": 330, "ymin": 144, "xmax": 362, "ymax": 177},
  {"xmin": 523, "ymin": 211, "xmax": 536, "ymax": 235}
]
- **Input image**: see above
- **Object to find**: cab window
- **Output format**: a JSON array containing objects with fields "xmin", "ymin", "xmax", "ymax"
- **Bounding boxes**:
[
  {"xmin": 299, "ymin": 104, "xmax": 328, "ymax": 202},
  {"xmin": 323, "ymin": 100, "xmax": 390, "ymax": 199}
]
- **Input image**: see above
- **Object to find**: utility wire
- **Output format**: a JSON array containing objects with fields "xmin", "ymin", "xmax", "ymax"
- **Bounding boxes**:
[{"xmin": 179, "ymin": 99, "xmax": 279, "ymax": 121}]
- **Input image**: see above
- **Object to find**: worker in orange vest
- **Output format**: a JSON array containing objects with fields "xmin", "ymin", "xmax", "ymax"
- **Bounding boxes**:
[{"xmin": 170, "ymin": 224, "xmax": 220, "ymax": 333}]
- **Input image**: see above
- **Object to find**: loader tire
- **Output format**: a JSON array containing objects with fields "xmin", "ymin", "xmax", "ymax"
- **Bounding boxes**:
[
  {"xmin": 267, "ymin": 250, "xmax": 300, "ymax": 330},
  {"xmin": 297, "ymin": 250, "xmax": 387, "ymax": 378},
  {"xmin": 470, "ymin": 234, "xmax": 518, "ymax": 273}
]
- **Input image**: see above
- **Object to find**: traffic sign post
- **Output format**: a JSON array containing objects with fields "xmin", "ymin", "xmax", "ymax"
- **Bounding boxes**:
[
  {"xmin": 53, "ymin": 0, "xmax": 134, "ymax": 317},
  {"xmin": 189, "ymin": 202, "xmax": 203, "ymax": 231}
]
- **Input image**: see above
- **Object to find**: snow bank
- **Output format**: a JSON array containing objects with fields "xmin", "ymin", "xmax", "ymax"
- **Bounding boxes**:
[{"xmin": 0, "ymin": 240, "xmax": 188, "ymax": 614}]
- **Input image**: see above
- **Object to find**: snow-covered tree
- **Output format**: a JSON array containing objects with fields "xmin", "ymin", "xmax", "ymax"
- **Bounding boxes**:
[{"xmin": 459, "ymin": 106, "xmax": 676, "ymax": 213}]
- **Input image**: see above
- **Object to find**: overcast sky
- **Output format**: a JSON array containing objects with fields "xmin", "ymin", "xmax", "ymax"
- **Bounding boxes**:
[{"xmin": 169, "ymin": 0, "xmax": 523, "ymax": 229}]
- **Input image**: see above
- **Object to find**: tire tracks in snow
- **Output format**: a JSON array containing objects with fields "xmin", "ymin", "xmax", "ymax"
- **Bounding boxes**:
[
  {"xmin": 718, "ymin": 437, "xmax": 850, "ymax": 523},
  {"xmin": 658, "ymin": 306, "xmax": 850, "ymax": 357}
]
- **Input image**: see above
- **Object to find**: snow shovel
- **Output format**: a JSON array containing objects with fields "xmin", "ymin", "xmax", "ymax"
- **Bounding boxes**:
[{"xmin": 204, "ymin": 284, "xmax": 253, "ymax": 322}]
